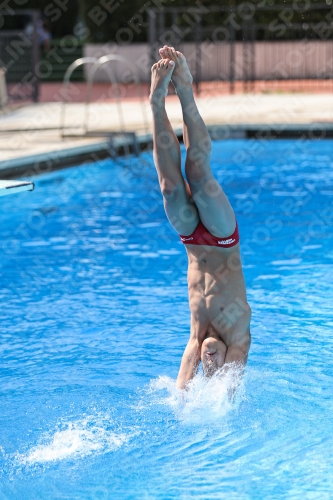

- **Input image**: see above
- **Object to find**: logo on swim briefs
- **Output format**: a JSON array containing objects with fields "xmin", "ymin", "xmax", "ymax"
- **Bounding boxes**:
[
  {"xmin": 181, "ymin": 236, "xmax": 194, "ymax": 242},
  {"xmin": 218, "ymin": 238, "xmax": 235, "ymax": 245}
]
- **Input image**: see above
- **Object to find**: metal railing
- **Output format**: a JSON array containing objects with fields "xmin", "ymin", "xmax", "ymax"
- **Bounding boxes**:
[
  {"xmin": 60, "ymin": 57, "xmax": 97, "ymax": 137},
  {"xmin": 61, "ymin": 54, "xmax": 150, "ymax": 157},
  {"xmin": 84, "ymin": 54, "xmax": 149, "ymax": 137},
  {"xmin": 148, "ymin": 5, "xmax": 333, "ymax": 94}
]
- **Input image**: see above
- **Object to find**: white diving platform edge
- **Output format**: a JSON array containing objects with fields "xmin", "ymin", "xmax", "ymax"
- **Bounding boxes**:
[{"xmin": 0, "ymin": 180, "xmax": 34, "ymax": 197}]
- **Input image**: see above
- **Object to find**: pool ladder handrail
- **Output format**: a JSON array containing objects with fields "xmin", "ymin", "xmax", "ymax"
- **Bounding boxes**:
[
  {"xmin": 85, "ymin": 54, "xmax": 150, "ymax": 135},
  {"xmin": 61, "ymin": 55, "xmax": 151, "ymax": 158},
  {"xmin": 60, "ymin": 57, "xmax": 97, "ymax": 138}
]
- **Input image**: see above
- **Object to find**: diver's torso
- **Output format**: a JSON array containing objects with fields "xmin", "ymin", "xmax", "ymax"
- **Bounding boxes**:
[{"xmin": 185, "ymin": 243, "xmax": 251, "ymax": 346}]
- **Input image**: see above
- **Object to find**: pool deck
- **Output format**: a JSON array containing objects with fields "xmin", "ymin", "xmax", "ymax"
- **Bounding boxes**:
[{"xmin": 1, "ymin": 93, "xmax": 333, "ymax": 178}]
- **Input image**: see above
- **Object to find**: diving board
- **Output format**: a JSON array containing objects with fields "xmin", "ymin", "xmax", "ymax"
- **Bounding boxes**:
[{"xmin": 0, "ymin": 180, "xmax": 34, "ymax": 197}]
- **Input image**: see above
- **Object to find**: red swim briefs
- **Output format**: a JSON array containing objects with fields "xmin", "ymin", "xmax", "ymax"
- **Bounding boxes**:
[{"xmin": 179, "ymin": 220, "xmax": 239, "ymax": 248}]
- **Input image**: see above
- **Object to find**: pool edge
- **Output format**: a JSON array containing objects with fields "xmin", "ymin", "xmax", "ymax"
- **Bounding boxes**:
[{"xmin": 1, "ymin": 123, "xmax": 333, "ymax": 180}]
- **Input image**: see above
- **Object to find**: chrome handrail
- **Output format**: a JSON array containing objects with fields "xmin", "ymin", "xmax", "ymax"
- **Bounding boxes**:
[
  {"xmin": 60, "ymin": 57, "xmax": 97, "ymax": 138},
  {"xmin": 84, "ymin": 54, "xmax": 150, "ymax": 138}
]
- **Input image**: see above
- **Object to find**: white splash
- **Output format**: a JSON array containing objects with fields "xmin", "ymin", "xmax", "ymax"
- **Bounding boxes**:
[
  {"xmin": 18, "ymin": 415, "xmax": 128, "ymax": 465},
  {"xmin": 151, "ymin": 365, "xmax": 245, "ymax": 424}
]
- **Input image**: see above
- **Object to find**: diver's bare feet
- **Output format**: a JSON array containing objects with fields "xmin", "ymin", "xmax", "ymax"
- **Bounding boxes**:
[
  {"xmin": 159, "ymin": 46, "xmax": 193, "ymax": 93},
  {"xmin": 149, "ymin": 58, "xmax": 175, "ymax": 107}
]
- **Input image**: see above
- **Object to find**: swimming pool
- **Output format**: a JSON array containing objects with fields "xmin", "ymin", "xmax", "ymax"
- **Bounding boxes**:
[{"xmin": 1, "ymin": 139, "xmax": 333, "ymax": 499}]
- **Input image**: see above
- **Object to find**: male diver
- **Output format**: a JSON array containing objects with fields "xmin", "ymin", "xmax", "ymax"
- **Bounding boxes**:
[{"xmin": 150, "ymin": 46, "xmax": 251, "ymax": 389}]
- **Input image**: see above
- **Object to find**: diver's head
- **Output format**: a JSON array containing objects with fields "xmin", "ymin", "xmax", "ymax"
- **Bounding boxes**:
[{"xmin": 201, "ymin": 334, "xmax": 226, "ymax": 377}]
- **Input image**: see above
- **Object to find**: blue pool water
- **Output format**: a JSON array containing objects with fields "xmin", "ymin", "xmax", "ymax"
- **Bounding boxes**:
[{"xmin": 1, "ymin": 139, "xmax": 333, "ymax": 499}]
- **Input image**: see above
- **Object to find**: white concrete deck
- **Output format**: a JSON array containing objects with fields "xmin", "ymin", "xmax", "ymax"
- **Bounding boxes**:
[{"xmin": 0, "ymin": 93, "xmax": 332, "ymax": 166}]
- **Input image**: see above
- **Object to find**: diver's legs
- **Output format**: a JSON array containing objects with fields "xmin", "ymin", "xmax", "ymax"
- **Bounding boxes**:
[
  {"xmin": 159, "ymin": 46, "xmax": 236, "ymax": 237},
  {"xmin": 150, "ymin": 58, "xmax": 199, "ymax": 235}
]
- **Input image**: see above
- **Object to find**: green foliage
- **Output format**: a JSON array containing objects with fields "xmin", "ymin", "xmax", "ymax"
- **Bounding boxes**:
[
  {"xmin": 4, "ymin": 0, "xmax": 332, "ymax": 43},
  {"xmin": 79, "ymin": 0, "xmax": 333, "ymax": 43}
]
